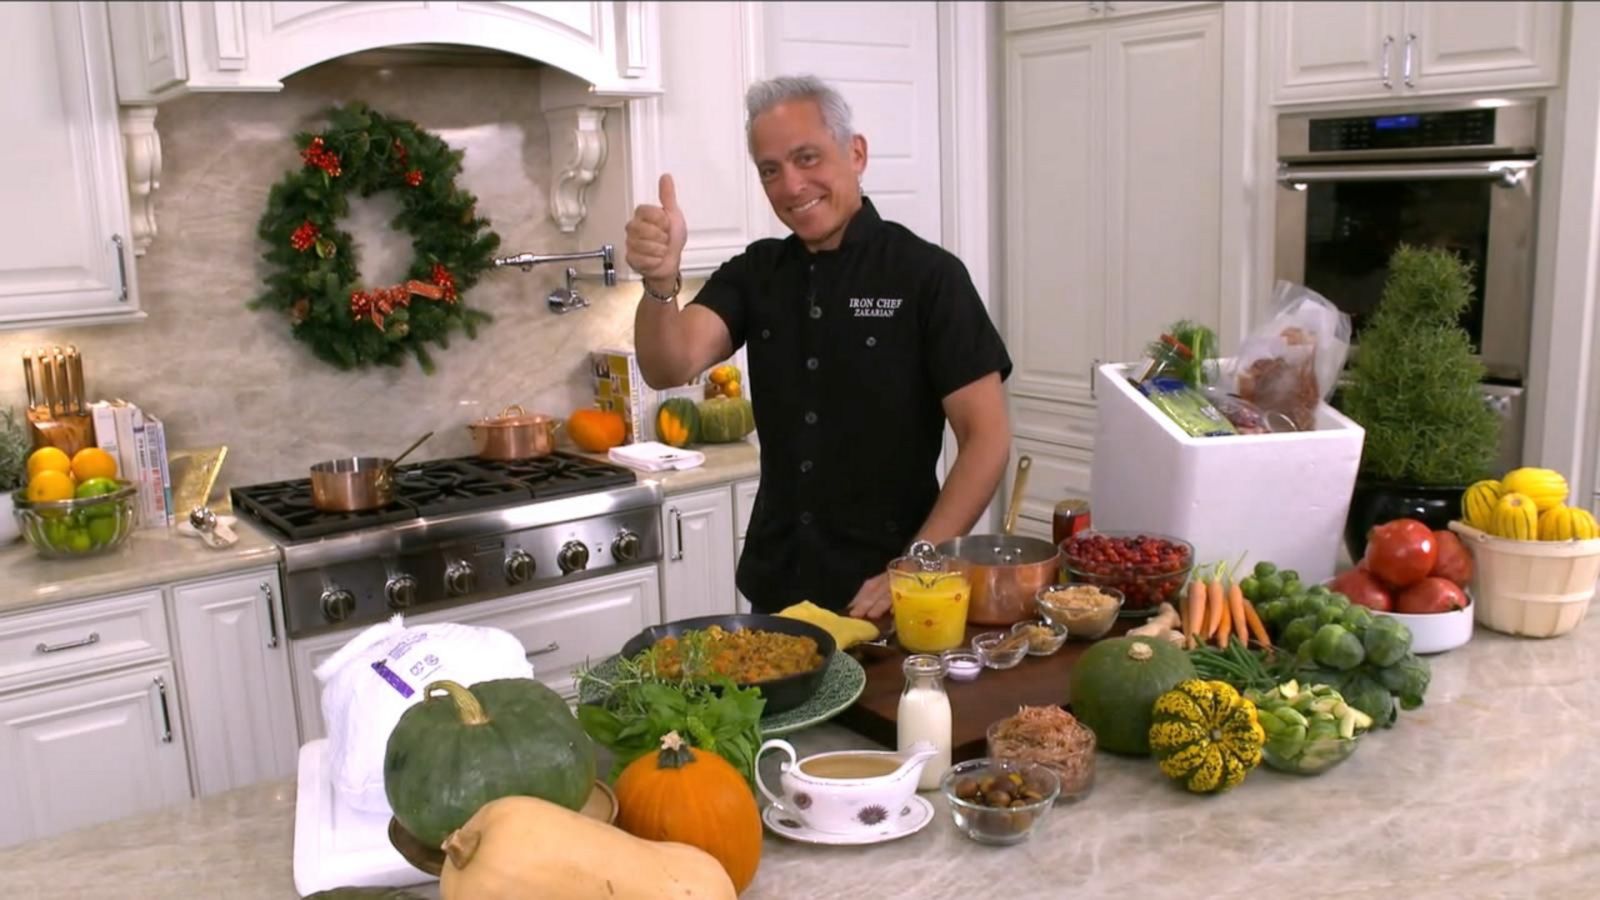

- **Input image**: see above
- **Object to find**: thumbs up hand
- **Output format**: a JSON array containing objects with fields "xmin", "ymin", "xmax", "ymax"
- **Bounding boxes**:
[{"xmin": 625, "ymin": 173, "xmax": 688, "ymax": 287}]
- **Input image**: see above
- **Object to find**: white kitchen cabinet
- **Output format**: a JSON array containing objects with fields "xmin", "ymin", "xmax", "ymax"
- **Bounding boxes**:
[
  {"xmin": 0, "ymin": 2, "xmax": 140, "ymax": 331},
  {"xmin": 289, "ymin": 566, "xmax": 661, "ymax": 741},
  {"xmin": 0, "ymin": 663, "xmax": 190, "ymax": 847},
  {"xmin": 733, "ymin": 478, "xmax": 760, "ymax": 613},
  {"xmin": 108, "ymin": 1, "xmax": 661, "ymax": 103},
  {"xmin": 660, "ymin": 487, "xmax": 739, "ymax": 622},
  {"xmin": 1005, "ymin": 2, "xmax": 1215, "ymax": 33},
  {"xmin": 170, "ymin": 569, "xmax": 298, "ymax": 797},
  {"xmin": 1002, "ymin": 7, "xmax": 1223, "ymax": 518},
  {"xmin": 1268, "ymin": 2, "xmax": 1564, "ymax": 105}
]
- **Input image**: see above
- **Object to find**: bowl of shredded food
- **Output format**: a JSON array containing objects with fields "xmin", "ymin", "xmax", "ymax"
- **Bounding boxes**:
[
  {"xmin": 617, "ymin": 614, "xmax": 837, "ymax": 714},
  {"xmin": 986, "ymin": 705, "xmax": 1097, "ymax": 802}
]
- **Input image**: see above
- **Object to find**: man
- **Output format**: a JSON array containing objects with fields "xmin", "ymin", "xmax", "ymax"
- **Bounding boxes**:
[{"xmin": 625, "ymin": 74, "xmax": 1013, "ymax": 620}]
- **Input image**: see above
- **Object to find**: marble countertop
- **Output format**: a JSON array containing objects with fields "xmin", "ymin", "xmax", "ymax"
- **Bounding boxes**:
[
  {"xmin": 0, "ymin": 516, "xmax": 281, "ymax": 617},
  {"xmin": 580, "ymin": 439, "xmax": 760, "ymax": 495},
  {"xmin": 7, "ymin": 613, "xmax": 1599, "ymax": 898}
]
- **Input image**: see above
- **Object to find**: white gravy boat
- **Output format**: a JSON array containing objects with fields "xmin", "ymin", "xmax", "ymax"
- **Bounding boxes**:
[{"xmin": 755, "ymin": 739, "xmax": 938, "ymax": 835}]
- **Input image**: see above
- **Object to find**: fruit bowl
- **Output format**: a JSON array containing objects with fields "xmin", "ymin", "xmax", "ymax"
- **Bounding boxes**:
[
  {"xmin": 1061, "ymin": 531, "xmax": 1194, "ymax": 616},
  {"xmin": 12, "ymin": 481, "xmax": 139, "ymax": 559}
]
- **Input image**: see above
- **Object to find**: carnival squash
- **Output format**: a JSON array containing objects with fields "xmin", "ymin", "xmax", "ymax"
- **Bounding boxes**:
[
  {"xmin": 657, "ymin": 398, "xmax": 700, "ymax": 448},
  {"xmin": 1149, "ymin": 679, "xmax": 1265, "ymax": 794},
  {"xmin": 384, "ymin": 678, "xmax": 595, "ymax": 847},
  {"xmin": 614, "ymin": 732, "xmax": 762, "ymax": 894},
  {"xmin": 1067, "ymin": 636, "xmax": 1196, "ymax": 756},
  {"xmin": 569, "ymin": 408, "xmax": 627, "ymax": 451},
  {"xmin": 441, "ymin": 795, "xmax": 738, "ymax": 900},
  {"xmin": 696, "ymin": 397, "xmax": 755, "ymax": 444}
]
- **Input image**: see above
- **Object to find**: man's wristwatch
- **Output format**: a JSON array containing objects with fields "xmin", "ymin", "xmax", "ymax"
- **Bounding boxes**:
[{"xmin": 643, "ymin": 275, "xmax": 681, "ymax": 304}]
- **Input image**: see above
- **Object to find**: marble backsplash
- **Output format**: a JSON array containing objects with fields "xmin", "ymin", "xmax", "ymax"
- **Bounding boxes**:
[{"xmin": 0, "ymin": 59, "xmax": 707, "ymax": 490}]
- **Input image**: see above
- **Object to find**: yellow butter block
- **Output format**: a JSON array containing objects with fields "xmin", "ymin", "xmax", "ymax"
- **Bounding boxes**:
[{"xmin": 777, "ymin": 601, "xmax": 880, "ymax": 650}]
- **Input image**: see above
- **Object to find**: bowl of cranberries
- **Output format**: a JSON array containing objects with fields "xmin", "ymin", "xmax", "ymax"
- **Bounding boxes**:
[{"xmin": 1060, "ymin": 531, "xmax": 1194, "ymax": 616}]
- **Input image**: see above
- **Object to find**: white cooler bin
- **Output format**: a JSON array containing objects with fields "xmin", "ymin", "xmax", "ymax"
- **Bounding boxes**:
[{"xmin": 1089, "ymin": 362, "xmax": 1365, "ymax": 586}]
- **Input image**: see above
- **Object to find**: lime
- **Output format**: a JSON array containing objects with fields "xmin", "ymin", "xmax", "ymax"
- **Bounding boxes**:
[
  {"xmin": 88, "ymin": 517, "xmax": 119, "ymax": 547},
  {"xmin": 75, "ymin": 477, "xmax": 120, "ymax": 499},
  {"xmin": 43, "ymin": 518, "xmax": 73, "ymax": 549},
  {"xmin": 65, "ymin": 527, "xmax": 93, "ymax": 553}
]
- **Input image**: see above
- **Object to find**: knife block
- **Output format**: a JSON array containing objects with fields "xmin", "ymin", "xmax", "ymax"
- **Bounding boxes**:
[{"xmin": 27, "ymin": 411, "xmax": 93, "ymax": 457}]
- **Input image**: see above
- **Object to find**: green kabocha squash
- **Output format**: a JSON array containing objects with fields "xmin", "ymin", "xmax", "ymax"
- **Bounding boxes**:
[
  {"xmin": 656, "ymin": 397, "xmax": 700, "ymax": 448},
  {"xmin": 696, "ymin": 396, "xmax": 755, "ymax": 443},
  {"xmin": 1068, "ymin": 636, "xmax": 1196, "ymax": 756},
  {"xmin": 384, "ymin": 678, "xmax": 596, "ymax": 847},
  {"xmin": 1149, "ymin": 679, "xmax": 1265, "ymax": 794}
]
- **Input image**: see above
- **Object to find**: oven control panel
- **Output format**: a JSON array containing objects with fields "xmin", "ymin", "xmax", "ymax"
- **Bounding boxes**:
[{"xmin": 1309, "ymin": 108, "xmax": 1495, "ymax": 152}]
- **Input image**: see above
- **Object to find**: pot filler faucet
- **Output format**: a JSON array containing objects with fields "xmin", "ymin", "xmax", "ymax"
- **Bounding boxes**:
[{"xmin": 492, "ymin": 244, "xmax": 615, "ymax": 314}]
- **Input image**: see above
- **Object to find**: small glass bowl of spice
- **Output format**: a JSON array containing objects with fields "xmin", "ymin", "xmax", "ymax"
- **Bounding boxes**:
[
  {"xmin": 1035, "ymin": 583, "xmax": 1124, "ymax": 640},
  {"xmin": 940, "ymin": 649, "xmax": 983, "ymax": 682},
  {"xmin": 972, "ymin": 631, "xmax": 1030, "ymax": 670},
  {"xmin": 1009, "ymin": 619, "xmax": 1069, "ymax": 656},
  {"xmin": 941, "ymin": 758, "xmax": 1060, "ymax": 845}
]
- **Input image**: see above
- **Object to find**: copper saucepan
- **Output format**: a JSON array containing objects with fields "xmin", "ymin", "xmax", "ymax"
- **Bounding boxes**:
[
  {"xmin": 468, "ymin": 404, "xmax": 564, "ymax": 461},
  {"xmin": 934, "ymin": 455, "xmax": 1064, "ymax": 626},
  {"xmin": 310, "ymin": 431, "xmax": 433, "ymax": 513}
]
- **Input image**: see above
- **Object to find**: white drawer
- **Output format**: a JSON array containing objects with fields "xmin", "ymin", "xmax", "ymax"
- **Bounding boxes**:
[
  {"xmin": 734, "ymin": 478, "xmax": 759, "ymax": 539},
  {"xmin": 0, "ymin": 590, "xmax": 169, "ymax": 694}
]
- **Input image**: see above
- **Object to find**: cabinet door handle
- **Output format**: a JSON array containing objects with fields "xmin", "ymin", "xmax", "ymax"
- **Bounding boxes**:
[
  {"xmin": 669, "ymin": 507, "xmax": 685, "ymax": 561},
  {"xmin": 153, "ymin": 676, "xmax": 173, "ymax": 744},
  {"xmin": 1402, "ymin": 33, "xmax": 1416, "ymax": 87},
  {"xmin": 111, "ymin": 234, "xmax": 129, "ymax": 302},
  {"xmin": 1380, "ymin": 35, "xmax": 1394, "ymax": 89},
  {"xmin": 260, "ymin": 581, "xmax": 280, "ymax": 649},
  {"xmin": 525, "ymin": 641, "xmax": 561, "ymax": 658},
  {"xmin": 1089, "ymin": 358, "xmax": 1102, "ymax": 400},
  {"xmin": 35, "ymin": 632, "xmax": 100, "ymax": 654}
]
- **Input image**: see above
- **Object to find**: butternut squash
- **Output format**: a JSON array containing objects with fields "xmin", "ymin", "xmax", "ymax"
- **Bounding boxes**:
[{"xmin": 441, "ymin": 795, "xmax": 739, "ymax": 900}]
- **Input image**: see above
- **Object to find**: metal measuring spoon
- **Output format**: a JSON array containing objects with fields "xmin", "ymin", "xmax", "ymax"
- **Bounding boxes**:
[{"xmin": 188, "ymin": 506, "xmax": 235, "ymax": 548}]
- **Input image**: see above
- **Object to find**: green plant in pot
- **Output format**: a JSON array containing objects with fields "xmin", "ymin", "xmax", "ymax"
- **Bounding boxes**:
[
  {"xmin": 0, "ymin": 406, "xmax": 28, "ymax": 543},
  {"xmin": 1338, "ymin": 245, "xmax": 1501, "ymax": 559}
]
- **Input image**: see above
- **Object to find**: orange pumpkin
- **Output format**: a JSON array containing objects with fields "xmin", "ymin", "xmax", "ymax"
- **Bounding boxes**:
[
  {"xmin": 568, "ymin": 408, "xmax": 627, "ymax": 451},
  {"xmin": 613, "ymin": 732, "xmax": 762, "ymax": 894}
]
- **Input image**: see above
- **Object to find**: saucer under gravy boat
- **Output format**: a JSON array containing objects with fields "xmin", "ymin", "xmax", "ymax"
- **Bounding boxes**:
[{"xmin": 755, "ymin": 739, "xmax": 938, "ymax": 837}]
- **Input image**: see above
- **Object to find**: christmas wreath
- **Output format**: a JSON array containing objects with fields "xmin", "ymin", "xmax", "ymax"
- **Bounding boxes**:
[{"xmin": 252, "ymin": 102, "xmax": 501, "ymax": 374}]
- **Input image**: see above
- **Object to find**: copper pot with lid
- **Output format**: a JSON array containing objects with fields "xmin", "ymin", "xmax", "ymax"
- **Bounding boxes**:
[
  {"xmin": 468, "ymin": 404, "xmax": 564, "ymax": 460},
  {"xmin": 934, "ymin": 456, "xmax": 1063, "ymax": 626}
]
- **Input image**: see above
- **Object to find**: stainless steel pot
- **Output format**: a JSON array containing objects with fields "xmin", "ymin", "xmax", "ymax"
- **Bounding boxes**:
[
  {"xmin": 468, "ymin": 404, "xmax": 563, "ymax": 460},
  {"xmin": 309, "ymin": 432, "xmax": 432, "ymax": 513},
  {"xmin": 935, "ymin": 456, "xmax": 1063, "ymax": 625}
]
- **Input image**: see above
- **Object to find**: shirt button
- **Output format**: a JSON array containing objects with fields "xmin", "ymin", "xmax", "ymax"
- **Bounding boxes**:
[
  {"xmin": 799, "ymin": 460, "xmax": 813, "ymax": 474},
  {"xmin": 805, "ymin": 357, "xmax": 819, "ymax": 371},
  {"xmin": 810, "ymin": 306, "xmax": 822, "ymax": 320},
  {"xmin": 865, "ymin": 336, "xmax": 877, "ymax": 347},
  {"xmin": 799, "ymin": 511, "xmax": 814, "ymax": 526},
  {"xmin": 804, "ymin": 411, "xmax": 818, "ymax": 425},
  {"xmin": 761, "ymin": 328, "xmax": 771, "ymax": 340}
]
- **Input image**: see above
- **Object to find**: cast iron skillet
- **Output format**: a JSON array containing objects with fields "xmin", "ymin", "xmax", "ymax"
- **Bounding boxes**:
[{"xmin": 616, "ymin": 614, "xmax": 837, "ymax": 716}]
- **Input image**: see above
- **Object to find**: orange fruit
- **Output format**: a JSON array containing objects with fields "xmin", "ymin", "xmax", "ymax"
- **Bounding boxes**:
[
  {"xmin": 26, "ymin": 447, "xmax": 72, "ymax": 480},
  {"xmin": 71, "ymin": 446, "xmax": 118, "ymax": 482},
  {"xmin": 26, "ymin": 469, "xmax": 76, "ymax": 502}
]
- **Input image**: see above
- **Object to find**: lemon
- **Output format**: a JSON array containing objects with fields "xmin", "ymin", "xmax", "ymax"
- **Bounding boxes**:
[
  {"xmin": 26, "ymin": 447, "xmax": 72, "ymax": 480},
  {"xmin": 27, "ymin": 469, "xmax": 77, "ymax": 502},
  {"xmin": 71, "ymin": 447, "xmax": 118, "ymax": 482}
]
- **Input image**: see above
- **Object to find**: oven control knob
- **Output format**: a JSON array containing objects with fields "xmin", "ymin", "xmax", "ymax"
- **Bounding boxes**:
[
  {"xmin": 504, "ymin": 549, "xmax": 535, "ymax": 585},
  {"xmin": 444, "ymin": 561, "xmax": 477, "ymax": 597},
  {"xmin": 611, "ymin": 530, "xmax": 642, "ymax": 563},
  {"xmin": 557, "ymin": 540, "xmax": 590, "ymax": 575},
  {"xmin": 320, "ymin": 587, "xmax": 356, "ymax": 623},
  {"xmin": 384, "ymin": 574, "xmax": 418, "ymax": 610}
]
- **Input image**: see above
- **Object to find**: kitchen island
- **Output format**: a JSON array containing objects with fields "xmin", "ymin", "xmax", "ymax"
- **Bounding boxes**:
[{"xmin": 6, "ymin": 617, "xmax": 1598, "ymax": 898}]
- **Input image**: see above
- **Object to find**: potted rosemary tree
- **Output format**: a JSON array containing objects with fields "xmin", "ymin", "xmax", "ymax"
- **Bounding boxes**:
[
  {"xmin": 1338, "ymin": 245, "xmax": 1502, "ymax": 558},
  {"xmin": 0, "ymin": 407, "xmax": 27, "ymax": 543}
]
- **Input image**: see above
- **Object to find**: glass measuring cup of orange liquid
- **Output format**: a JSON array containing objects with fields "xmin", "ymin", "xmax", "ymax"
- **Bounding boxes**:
[{"xmin": 888, "ymin": 542, "xmax": 972, "ymax": 654}]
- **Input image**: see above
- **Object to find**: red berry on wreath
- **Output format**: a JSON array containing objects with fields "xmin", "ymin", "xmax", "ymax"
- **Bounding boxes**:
[
  {"xmin": 289, "ymin": 221, "xmax": 319, "ymax": 252},
  {"xmin": 404, "ymin": 169, "xmax": 423, "ymax": 188}
]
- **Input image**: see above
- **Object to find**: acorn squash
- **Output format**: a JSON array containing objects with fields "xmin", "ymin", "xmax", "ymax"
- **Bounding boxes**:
[
  {"xmin": 1149, "ymin": 679, "xmax": 1265, "ymax": 794},
  {"xmin": 657, "ymin": 398, "xmax": 700, "ymax": 448},
  {"xmin": 1067, "ymin": 636, "xmax": 1196, "ymax": 756},
  {"xmin": 384, "ymin": 679, "xmax": 596, "ymax": 847},
  {"xmin": 696, "ymin": 397, "xmax": 755, "ymax": 443}
]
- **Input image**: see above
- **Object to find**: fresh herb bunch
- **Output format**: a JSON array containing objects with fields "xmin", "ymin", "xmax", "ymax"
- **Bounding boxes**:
[
  {"xmin": 575, "ymin": 631, "xmax": 766, "ymax": 788},
  {"xmin": 1142, "ymin": 320, "xmax": 1217, "ymax": 389},
  {"xmin": 1340, "ymin": 245, "xmax": 1500, "ymax": 485},
  {"xmin": 0, "ymin": 407, "xmax": 28, "ymax": 492}
]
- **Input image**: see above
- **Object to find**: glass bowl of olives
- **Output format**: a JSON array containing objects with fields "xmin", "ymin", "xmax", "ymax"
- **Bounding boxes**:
[{"xmin": 940, "ymin": 758, "xmax": 1060, "ymax": 845}]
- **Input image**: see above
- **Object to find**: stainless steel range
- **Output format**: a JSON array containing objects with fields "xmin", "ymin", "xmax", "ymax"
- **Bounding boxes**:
[{"xmin": 231, "ymin": 452, "xmax": 662, "ymax": 639}]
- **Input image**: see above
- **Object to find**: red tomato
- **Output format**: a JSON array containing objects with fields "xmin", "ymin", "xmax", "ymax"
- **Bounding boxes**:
[
  {"xmin": 1363, "ymin": 519, "xmax": 1438, "ymax": 589},
  {"xmin": 1430, "ymin": 530, "xmax": 1474, "ymax": 587},
  {"xmin": 1329, "ymin": 567, "xmax": 1393, "ymax": 612},
  {"xmin": 1396, "ymin": 576, "xmax": 1468, "ymax": 614}
]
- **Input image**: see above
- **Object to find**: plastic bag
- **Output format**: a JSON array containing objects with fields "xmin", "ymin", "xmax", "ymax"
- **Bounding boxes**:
[
  {"xmin": 314, "ymin": 615, "xmax": 535, "ymax": 814},
  {"xmin": 1227, "ymin": 281, "xmax": 1352, "ymax": 431}
]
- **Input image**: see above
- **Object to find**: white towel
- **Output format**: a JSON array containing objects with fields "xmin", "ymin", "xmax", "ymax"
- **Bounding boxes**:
[{"xmin": 608, "ymin": 441, "xmax": 707, "ymax": 472}]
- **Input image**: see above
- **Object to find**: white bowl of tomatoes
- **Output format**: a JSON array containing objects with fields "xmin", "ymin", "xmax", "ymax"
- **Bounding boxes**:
[{"xmin": 1329, "ymin": 518, "xmax": 1474, "ymax": 654}]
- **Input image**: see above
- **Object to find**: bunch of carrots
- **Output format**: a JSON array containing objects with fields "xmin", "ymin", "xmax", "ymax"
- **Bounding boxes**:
[{"xmin": 1182, "ymin": 560, "xmax": 1273, "ymax": 651}]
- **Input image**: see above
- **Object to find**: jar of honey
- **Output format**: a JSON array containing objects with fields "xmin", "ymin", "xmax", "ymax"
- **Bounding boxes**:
[
  {"xmin": 888, "ymin": 542, "xmax": 972, "ymax": 654},
  {"xmin": 1052, "ymin": 498, "xmax": 1092, "ymax": 546}
]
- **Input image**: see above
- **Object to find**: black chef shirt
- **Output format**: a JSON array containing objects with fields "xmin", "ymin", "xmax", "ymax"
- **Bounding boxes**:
[{"xmin": 691, "ymin": 198, "xmax": 1012, "ymax": 613}]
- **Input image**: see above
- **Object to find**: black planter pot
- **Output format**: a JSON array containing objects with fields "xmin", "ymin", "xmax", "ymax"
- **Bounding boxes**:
[{"xmin": 1344, "ymin": 479, "xmax": 1468, "ymax": 561}]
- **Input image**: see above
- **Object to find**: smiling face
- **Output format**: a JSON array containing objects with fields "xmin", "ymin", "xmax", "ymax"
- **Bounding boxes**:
[{"xmin": 749, "ymin": 98, "xmax": 868, "ymax": 252}]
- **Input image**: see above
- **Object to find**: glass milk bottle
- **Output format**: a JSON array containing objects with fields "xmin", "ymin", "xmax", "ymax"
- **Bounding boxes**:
[{"xmin": 897, "ymin": 654, "xmax": 953, "ymax": 791}]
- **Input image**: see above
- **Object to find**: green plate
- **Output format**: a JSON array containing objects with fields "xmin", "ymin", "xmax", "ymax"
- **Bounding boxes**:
[{"xmin": 577, "ymin": 652, "xmax": 866, "ymax": 737}]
